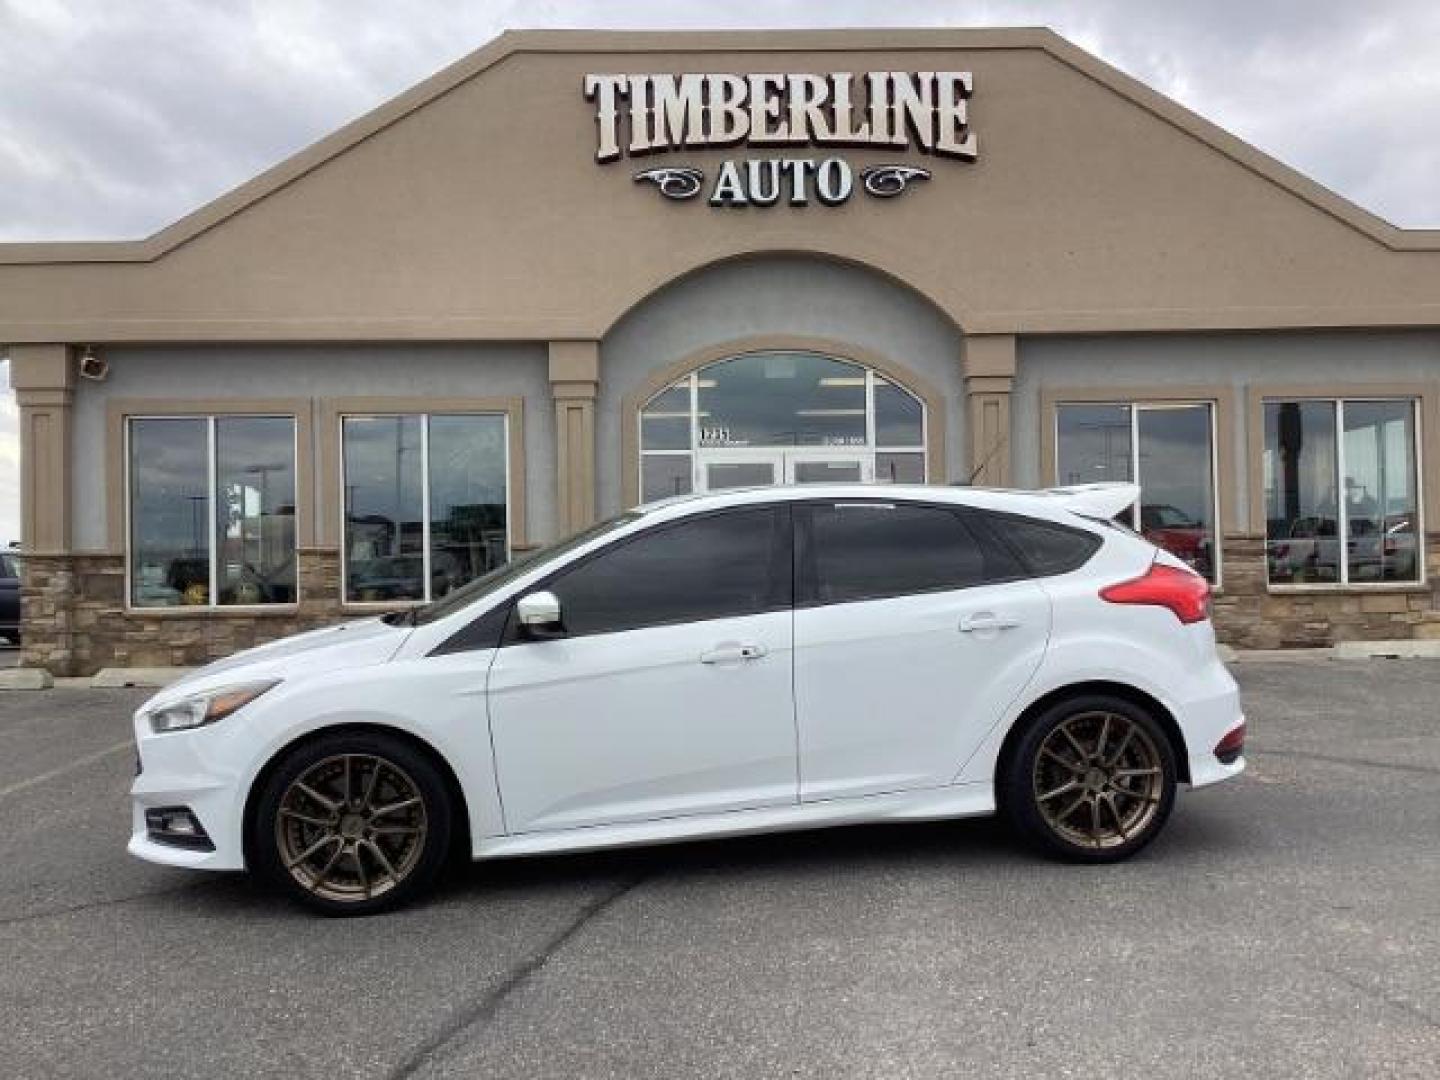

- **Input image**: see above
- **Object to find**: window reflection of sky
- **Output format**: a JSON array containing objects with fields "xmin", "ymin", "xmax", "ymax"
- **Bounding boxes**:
[
  {"xmin": 342, "ymin": 415, "xmax": 509, "ymax": 603},
  {"xmin": 130, "ymin": 416, "xmax": 297, "ymax": 606},
  {"xmin": 700, "ymin": 353, "xmax": 867, "ymax": 447},
  {"xmin": 1057, "ymin": 403, "xmax": 1216, "ymax": 581}
]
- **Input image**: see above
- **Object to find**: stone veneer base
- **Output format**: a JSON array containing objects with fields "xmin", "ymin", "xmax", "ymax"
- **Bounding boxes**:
[{"xmin": 17, "ymin": 536, "xmax": 1440, "ymax": 676}]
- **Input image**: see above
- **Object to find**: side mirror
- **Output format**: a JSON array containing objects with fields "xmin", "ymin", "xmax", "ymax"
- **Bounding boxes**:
[{"xmin": 516, "ymin": 590, "xmax": 565, "ymax": 639}]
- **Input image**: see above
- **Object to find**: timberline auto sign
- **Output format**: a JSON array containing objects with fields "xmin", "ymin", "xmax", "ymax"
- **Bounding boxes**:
[{"xmin": 583, "ymin": 72, "xmax": 977, "ymax": 207}]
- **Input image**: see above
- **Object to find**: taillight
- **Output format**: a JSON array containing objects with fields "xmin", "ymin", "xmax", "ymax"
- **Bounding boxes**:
[{"xmin": 1100, "ymin": 561, "xmax": 1211, "ymax": 624}]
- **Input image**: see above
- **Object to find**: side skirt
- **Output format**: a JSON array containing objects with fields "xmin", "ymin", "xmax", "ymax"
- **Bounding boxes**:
[{"xmin": 472, "ymin": 782, "xmax": 996, "ymax": 861}]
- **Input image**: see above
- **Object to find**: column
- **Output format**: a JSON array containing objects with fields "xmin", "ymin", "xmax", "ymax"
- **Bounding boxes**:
[
  {"xmin": 962, "ymin": 334, "xmax": 1016, "ymax": 487},
  {"xmin": 9, "ymin": 343, "xmax": 76, "ymax": 675},
  {"xmin": 548, "ymin": 340, "xmax": 599, "ymax": 536},
  {"xmin": 9, "ymin": 344, "xmax": 74, "ymax": 553}
]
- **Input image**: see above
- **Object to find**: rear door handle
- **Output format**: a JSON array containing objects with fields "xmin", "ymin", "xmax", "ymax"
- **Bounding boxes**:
[
  {"xmin": 958, "ymin": 612, "xmax": 1022, "ymax": 634},
  {"xmin": 699, "ymin": 642, "xmax": 768, "ymax": 664}
]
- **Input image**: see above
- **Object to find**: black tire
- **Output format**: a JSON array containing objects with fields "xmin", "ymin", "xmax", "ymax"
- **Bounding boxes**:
[
  {"xmin": 250, "ymin": 731, "xmax": 453, "ymax": 916},
  {"xmin": 1000, "ymin": 694, "xmax": 1177, "ymax": 863}
]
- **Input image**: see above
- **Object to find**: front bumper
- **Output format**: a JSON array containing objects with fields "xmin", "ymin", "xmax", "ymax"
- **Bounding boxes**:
[{"xmin": 129, "ymin": 721, "xmax": 249, "ymax": 872}]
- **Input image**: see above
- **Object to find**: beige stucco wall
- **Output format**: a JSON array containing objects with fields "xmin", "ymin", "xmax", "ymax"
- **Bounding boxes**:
[{"xmin": 3, "ymin": 29, "xmax": 1440, "ymax": 346}]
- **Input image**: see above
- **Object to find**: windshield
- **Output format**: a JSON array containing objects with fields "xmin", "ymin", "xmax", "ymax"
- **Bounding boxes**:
[{"xmin": 390, "ymin": 511, "xmax": 644, "ymax": 627}]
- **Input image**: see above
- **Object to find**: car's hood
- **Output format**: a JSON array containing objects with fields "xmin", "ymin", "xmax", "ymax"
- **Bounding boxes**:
[{"xmin": 146, "ymin": 617, "xmax": 411, "ymax": 708}]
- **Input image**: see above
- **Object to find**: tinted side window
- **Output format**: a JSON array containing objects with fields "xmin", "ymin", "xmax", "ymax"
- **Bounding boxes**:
[
  {"xmin": 985, "ymin": 513, "xmax": 1101, "ymax": 576},
  {"xmin": 548, "ymin": 508, "xmax": 788, "ymax": 637},
  {"xmin": 804, "ymin": 503, "xmax": 1017, "ymax": 604}
]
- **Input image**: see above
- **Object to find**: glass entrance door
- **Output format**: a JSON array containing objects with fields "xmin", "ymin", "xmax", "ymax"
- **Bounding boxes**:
[
  {"xmin": 786, "ymin": 453, "xmax": 869, "ymax": 485},
  {"xmin": 639, "ymin": 351, "xmax": 928, "ymax": 503},
  {"xmin": 698, "ymin": 451, "xmax": 871, "ymax": 492},
  {"xmin": 703, "ymin": 455, "xmax": 780, "ymax": 491}
]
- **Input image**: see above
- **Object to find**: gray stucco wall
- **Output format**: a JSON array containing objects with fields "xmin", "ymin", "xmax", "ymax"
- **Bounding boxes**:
[
  {"xmin": 597, "ymin": 255, "xmax": 965, "ymax": 518},
  {"xmin": 1014, "ymin": 331, "xmax": 1440, "ymax": 533},
  {"xmin": 73, "ymin": 344, "xmax": 554, "ymax": 551}
]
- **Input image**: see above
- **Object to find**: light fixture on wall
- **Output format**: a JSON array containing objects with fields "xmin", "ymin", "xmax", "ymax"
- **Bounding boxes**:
[{"xmin": 77, "ymin": 345, "xmax": 109, "ymax": 381}]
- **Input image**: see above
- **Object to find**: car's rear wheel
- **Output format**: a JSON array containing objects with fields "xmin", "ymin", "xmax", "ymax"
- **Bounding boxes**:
[
  {"xmin": 252, "ymin": 732, "xmax": 452, "ymax": 915},
  {"xmin": 1002, "ymin": 695, "xmax": 1177, "ymax": 862}
]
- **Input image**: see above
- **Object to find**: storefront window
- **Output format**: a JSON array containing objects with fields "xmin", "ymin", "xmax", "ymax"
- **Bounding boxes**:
[
  {"xmin": 1056, "ymin": 402, "xmax": 1218, "ymax": 582},
  {"xmin": 699, "ymin": 352, "xmax": 867, "ymax": 448},
  {"xmin": 129, "ymin": 416, "xmax": 297, "ymax": 608},
  {"xmin": 215, "ymin": 417, "xmax": 297, "ymax": 605},
  {"xmin": 1264, "ymin": 399, "xmax": 1420, "ymax": 585},
  {"xmin": 639, "ymin": 351, "xmax": 927, "ymax": 500},
  {"xmin": 342, "ymin": 414, "xmax": 508, "ymax": 603},
  {"xmin": 640, "ymin": 382, "xmax": 694, "ymax": 501},
  {"xmin": 1056, "ymin": 405, "xmax": 1132, "ymax": 486}
]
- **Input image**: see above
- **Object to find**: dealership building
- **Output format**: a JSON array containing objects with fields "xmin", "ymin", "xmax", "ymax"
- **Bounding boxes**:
[{"xmin": 4, "ymin": 28, "xmax": 1440, "ymax": 675}]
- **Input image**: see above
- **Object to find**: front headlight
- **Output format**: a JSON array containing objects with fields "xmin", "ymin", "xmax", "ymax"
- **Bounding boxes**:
[{"xmin": 146, "ymin": 680, "xmax": 280, "ymax": 734}]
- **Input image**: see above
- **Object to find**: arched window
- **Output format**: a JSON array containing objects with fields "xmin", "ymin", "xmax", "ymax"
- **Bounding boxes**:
[{"xmin": 639, "ymin": 351, "xmax": 927, "ymax": 501}]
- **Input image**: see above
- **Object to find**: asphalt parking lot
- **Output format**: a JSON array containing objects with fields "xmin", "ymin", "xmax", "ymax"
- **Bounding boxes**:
[{"xmin": 1, "ymin": 660, "xmax": 1437, "ymax": 1079}]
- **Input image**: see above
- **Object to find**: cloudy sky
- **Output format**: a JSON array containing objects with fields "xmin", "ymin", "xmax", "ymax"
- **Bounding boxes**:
[{"xmin": 2, "ymin": 0, "xmax": 1438, "ymax": 541}]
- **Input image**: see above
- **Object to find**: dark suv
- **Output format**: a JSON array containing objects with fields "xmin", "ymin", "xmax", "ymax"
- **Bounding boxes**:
[{"xmin": 0, "ymin": 551, "xmax": 19, "ymax": 645}]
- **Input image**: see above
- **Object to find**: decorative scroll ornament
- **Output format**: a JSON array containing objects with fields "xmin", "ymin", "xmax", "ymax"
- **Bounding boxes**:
[
  {"xmin": 859, "ymin": 164, "xmax": 932, "ymax": 198},
  {"xmin": 634, "ymin": 166, "xmax": 705, "ymax": 200}
]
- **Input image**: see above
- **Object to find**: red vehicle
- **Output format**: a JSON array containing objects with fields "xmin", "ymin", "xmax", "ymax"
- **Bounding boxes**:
[{"xmin": 1140, "ymin": 504, "xmax": 1212, "ymax": 578}]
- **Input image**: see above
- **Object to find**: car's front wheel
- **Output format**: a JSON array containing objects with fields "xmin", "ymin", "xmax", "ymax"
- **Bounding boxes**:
[
  {"xmin": 1002, "ymin": 695, "xmax": 1177, "ymax": 862},
  {"xmin": 251, "ymin": 731, "xmax": 453, "ymax": 915}
]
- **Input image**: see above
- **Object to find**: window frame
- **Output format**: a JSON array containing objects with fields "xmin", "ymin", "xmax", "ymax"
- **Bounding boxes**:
[
  {"xmin": 1259, "ymin": 395, "xmax": 1426, "ymax": 591},
  {"xmin": 1049, "ymin": 395, "xmax": 1225, "ymax": 588},
  {"xmin": 338, "ymin": 410, "xmax": 513, "ymax": 609},
  {"xmin": 122, "ymin": 412, "xmax": 301, "ymax": 612},
  {"xmin": 502, "ymin": 504, "xmax": 794, "ymax": 643}
]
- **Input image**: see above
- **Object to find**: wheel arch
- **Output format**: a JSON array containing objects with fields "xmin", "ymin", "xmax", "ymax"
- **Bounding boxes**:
[
  {"xmin": 995, "ymin": 681, "xmax": 1192, "ymax": 798},
  {"xmin": 240, "ymin": 722, "xmax": 473, "ymax": 870}
]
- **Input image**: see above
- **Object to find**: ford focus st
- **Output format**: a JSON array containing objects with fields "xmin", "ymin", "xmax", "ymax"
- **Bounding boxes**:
[{"xmin": 129, "ymin": 483, "xmax": 1245, "ymax": 915}]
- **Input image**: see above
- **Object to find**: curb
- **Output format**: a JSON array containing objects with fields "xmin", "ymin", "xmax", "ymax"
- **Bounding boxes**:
[
  {"xmin": 1225, "ymin": 641, "xmax": 1440, "ymax": 661},
  {"xmin": 0, "ymin": 667, "xmax": 191, "ymax": 691},
  {"xmin": 0, "ymin": 669, "xmax": 53, "ymax": 690},
  {"xmin": 90, "ymin": 667, "xmax": 194, "ymax": 689}
]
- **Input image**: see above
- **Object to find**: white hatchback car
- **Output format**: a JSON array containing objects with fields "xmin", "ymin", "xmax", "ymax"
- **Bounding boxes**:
[{"xmin": 130, "ymin": 483, "xmax": 1245, "ymax": 914}]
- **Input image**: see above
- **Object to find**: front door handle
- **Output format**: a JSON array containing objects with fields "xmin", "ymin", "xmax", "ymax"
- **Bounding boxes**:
[
  {"xmin": 958, "ymin": 612, "xmax": 1022, "ymax": 634},
  {"xmin": 699, "ymin": 642, "xmax": 768, "ymax": 664}
]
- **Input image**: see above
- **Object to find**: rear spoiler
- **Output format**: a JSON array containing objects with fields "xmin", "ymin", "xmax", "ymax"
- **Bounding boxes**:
[{"xmin": 1033, "ymin": 483, "xmax": 1141, "ymax": 521}]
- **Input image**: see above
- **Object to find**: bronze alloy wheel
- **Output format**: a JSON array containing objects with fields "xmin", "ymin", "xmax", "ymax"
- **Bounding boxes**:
[
  {"xmin": 274, "ymin": 753, "xmax": 429, "ymax": 903},
  {"xmin": 1031, "ymin": 710, "xmax": 1165, "ymax": 850}
]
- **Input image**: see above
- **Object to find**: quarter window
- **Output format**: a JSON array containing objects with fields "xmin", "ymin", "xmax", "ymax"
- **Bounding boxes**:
[
  {"xmin": 989, "ymin": 514, "xmax": 1101, "ymax": 576},
  {"xmin": 128, "ymin": 416, "xmax": 297, "ymax": 608},
  {"xmin": 1056, "ymin": 402, "xmax": 1219, "ymax": 583},
  {"xmin": 802, "ymin": 503, "xmax": 1019, "ymax": 604},
  {"xmin": 341, "ymin": 414, "xmax": 509, "ymax": 603},
  {"xmin": 547, "ymin": 508, "xmax": 788, "ymax": 637},
  {"xmin": 1263, "ymin": 398, "xmax": 1421, "ymax": 585}
]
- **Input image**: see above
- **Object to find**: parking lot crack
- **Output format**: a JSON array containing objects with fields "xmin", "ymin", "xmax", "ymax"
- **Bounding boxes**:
[
  {"xmin": 0, "ymin": 880, "xmax": 207, "ymax": 929},
  {"xmin": 385, "ymin": 874, "xmax": 646, "ymax": 1080}
]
